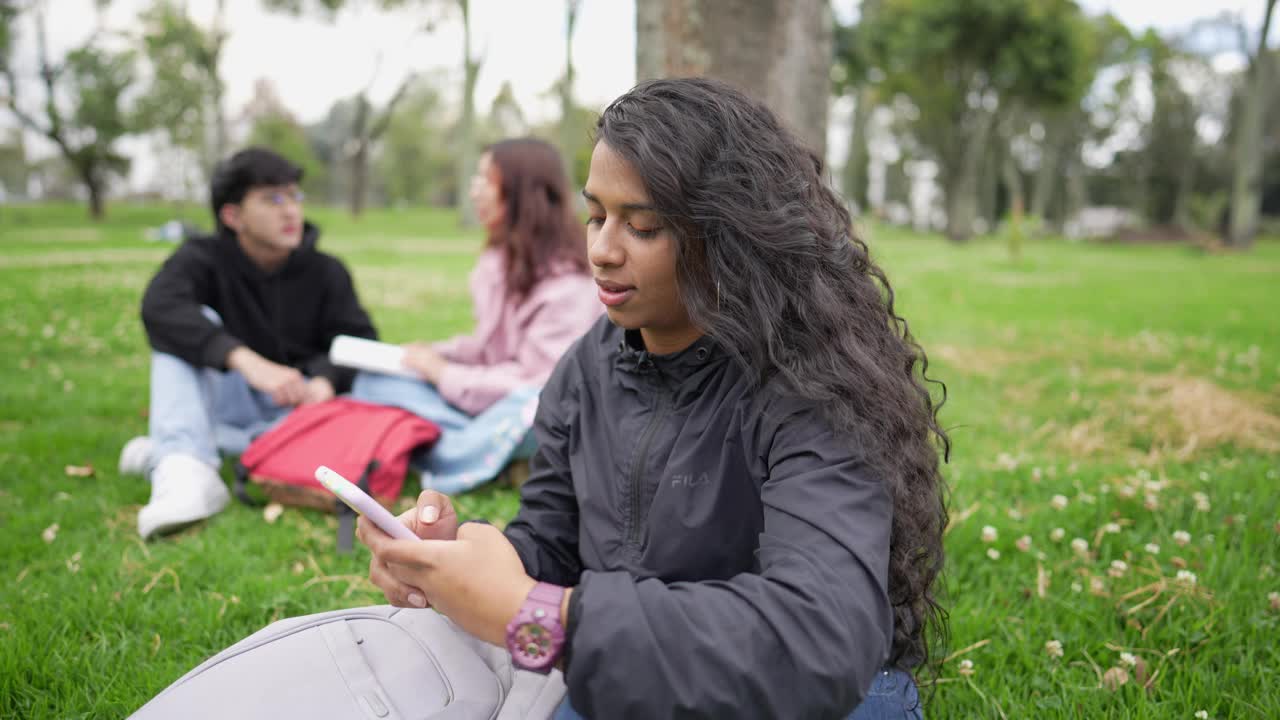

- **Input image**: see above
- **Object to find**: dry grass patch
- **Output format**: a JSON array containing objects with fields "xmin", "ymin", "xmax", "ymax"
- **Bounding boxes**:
[{"xmin": 1052, "ymin": 371, "xmax": 1280, "ymax": 461}]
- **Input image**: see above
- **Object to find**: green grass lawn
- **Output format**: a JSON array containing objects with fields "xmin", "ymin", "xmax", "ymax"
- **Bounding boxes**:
[{"xmin": 2, "ymin": 202, "xmax": 1278, "ymax": 718}]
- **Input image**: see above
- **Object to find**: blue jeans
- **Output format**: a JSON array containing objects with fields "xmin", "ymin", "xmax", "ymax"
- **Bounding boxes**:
[
  {"xmin": 350, "ymin": 373, "xmax": 538, "ymax": 494},
  {"xmin": 551, "ymin": 669, "xmax": 922, "ymax": 719},
  {"xmin": 147, "ymin": 352, "xmax": 290, "ymax": 475}
]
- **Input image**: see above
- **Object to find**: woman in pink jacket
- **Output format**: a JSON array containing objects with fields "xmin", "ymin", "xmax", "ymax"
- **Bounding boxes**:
[{"xmin": 352, "ymin": 138, "xmax": 602, "ymax": 493}]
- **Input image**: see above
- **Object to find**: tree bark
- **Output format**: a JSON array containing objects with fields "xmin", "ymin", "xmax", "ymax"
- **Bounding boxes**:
[
  {"xmin": 945, "ymin": 108, "xmax": 996, "ymax": 242},
  {"xmin": 455, "ymin": 0, "xmax": 478, "ymax": 225},
  {"xmin": 83, "ymin": 167, "xmax": 105, "ymax": 220},
  {"xmin": 560, "ymin": 0, "xmax": 582, "ymax": 187},
  {"xmin": 636, "ymin": 0, "xmax": 833, "ymax": 158},
  {"xmin": 1030, "ymin": 114, "xmax": 1069, "ymax": 222},
  {"xmin": 349, "ymin": 97, "xmax": 371, "ymax": 218},
  {"xmin": 842, "ymin": 86, "xmax": 871, "ymax": 210},
  {"xmin": 209, "ymin": 0, "xmax": 228, "ymax": 167},
  {"xmin": 1227, "ymin": 0, "xmax": 1277, "ymax": 247}
]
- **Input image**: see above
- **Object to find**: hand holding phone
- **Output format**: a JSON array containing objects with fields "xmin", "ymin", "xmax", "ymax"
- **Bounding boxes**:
[{"xmin": 314, "ymin": 465, "xmax": 418, "ymax": 541}]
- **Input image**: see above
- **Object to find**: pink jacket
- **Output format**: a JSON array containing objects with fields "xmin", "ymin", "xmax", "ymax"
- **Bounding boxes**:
[{"xmin": 433, "ymin": 248, "xmax": 603, "ymax": 415}]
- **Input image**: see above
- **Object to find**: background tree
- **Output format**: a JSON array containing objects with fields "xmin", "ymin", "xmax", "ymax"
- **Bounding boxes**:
[
  {"xmin": 864, "ymin": 0, "xmax": 1092, "ymax": 242},
  {"xmin": 636, "ymin": 0, "xmax": 834, "ymax": 158},
  {"xmin": 134, "ymin": 0, "xmax": 230, "ymax": 179},
  {"xmin": 1, "ymin": 5, "xmax": 139, "ymax": 219},
  {"xmin": 264, "ymin": 0, "xmax": 482, "ymax": 224},
  {"xmin": 377, "ymin": 76, "xmax": 456, "ymax": 207},
  {"xmin": 557, "ymin": 0, "xmax": 583, "ymax": 187},
  {"xmin": 1226, "ymin": 0, "xmax": 1277, "ymax": 247}
]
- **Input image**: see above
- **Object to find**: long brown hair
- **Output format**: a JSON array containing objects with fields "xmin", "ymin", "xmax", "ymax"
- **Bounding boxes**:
[
  {"xmin": 597, "ymin": 79, "xmax": 950, "ymax": 675},
  {"xmin": 486, "ymin": 138, "xmax": 588, "ymax": 298}
]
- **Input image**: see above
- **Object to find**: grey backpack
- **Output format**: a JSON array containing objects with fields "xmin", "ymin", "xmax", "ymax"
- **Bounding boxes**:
[{"xmin": 130, "ymin": 605, "xmax": 567, "ymax": 720}]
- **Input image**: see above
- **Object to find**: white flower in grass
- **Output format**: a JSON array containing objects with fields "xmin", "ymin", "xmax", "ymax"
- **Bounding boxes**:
[
  {"xmin": 1070, "ymin": 581, "xmax": 1083, "ymax": 593},
  {"xmin": 1173, "ymin": 530, "xmax": 1191, "ymax": 547},
  {"xmin": 1045, "ymin": 639, "xmax": 1064, "ymax": 659},
  {"xmin": 1051, "ymin": 494, "xmax": 1069, "ymax": 510},
  {"xmin": 1193, "ymin": 492, "xmax": 1211, "ymax": 512},
  {"xmin": 1144, "ymin": 494, "xmax": 1161, "ymax": 511},
  {"xmin": 1145, "ymin": 543, "xmax": 1161, "ymax": 555},
  {"xmin": 981, "ymin": 525, "xmax": 998, "ymax": 543},
  {"xmin": 1119, "ymin": 652, "xmax": 1138, "ymax": 668},
  {"xmin": 1195, "ymin": 711, "xmax": 1209, "ymax": 720},
  {"xmin": 1176, "ymin": 570, "xmax": 1198, "ymax": 587},
  {"xmin": 1268, "ymin": 592, "xmax": 1280, "ymax": 611},
  {"xmin": 1050, "ymin": 528, "xmax": 1066, "ymax": 542},
  {"xmin": 1071, "ymin": 538, "xmax": 1089, "ymax": 556},
  {"xmin": 987, "ymin": 548, "xmax": 1001, "ymax": 561},
  {"xmin": 1109, "ymin": 560, "xmax": 1129, "ymax": 578},
  {"xmin": 1117, "ymin": 484, "xmax": 1138, "ymax": 499},
  {"xmin": 1016, "ymin": 535, "xmax": 1032, "ymax": 553},
  {"xmin": 1104, "ymin": 522, "xmax": 1122, "ymax": 534},
  {"xmin": 1090, "ymin": 577, "xmax": 1107, "ymax": 595},
  {"xmin": 958, "ymin": 659, "xmax": 974, "ymax": 676}
]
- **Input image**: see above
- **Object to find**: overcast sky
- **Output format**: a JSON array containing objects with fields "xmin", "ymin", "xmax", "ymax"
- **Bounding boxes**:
[{"xmin": 6, "ymin": 0, "xmax": 1278, "ymax": 190}]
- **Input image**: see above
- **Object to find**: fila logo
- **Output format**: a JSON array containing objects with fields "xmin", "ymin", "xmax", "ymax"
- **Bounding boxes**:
[{"xmin": 671, "ymin": 473, "xmax": 710, "ymax": 488}]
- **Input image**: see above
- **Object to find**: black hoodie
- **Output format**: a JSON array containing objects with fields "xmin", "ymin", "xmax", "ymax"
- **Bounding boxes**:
[
  {"xmin": 504, "ymin": 318, "xmax": 895, "ymax": 719},
  {"xmin": 140, "ymin": 224, "xmax": 377, "ymax": 393}
]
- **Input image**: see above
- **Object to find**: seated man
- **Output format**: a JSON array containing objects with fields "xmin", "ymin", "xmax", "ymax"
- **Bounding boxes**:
[{"xmin": 120, "ymin": 147, "xmax": 378, "ymax": 539}]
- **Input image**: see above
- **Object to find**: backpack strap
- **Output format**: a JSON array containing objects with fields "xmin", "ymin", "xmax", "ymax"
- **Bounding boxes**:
[{"xmin": 232, "ymin": 459, "xmax": 263, "ymax": 508}]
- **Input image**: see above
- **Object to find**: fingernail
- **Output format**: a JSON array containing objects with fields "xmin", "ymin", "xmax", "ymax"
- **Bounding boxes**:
[
  {"xmin": 420, "ymin": 506, "xmax": 439, "ymax": 524},
  {"xmin": 407, "ymin": 593, "xmax": 427, "ymax": 608}
]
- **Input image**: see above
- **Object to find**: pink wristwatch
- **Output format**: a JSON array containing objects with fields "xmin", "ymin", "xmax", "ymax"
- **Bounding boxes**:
[{"xmin": 505, "ymin": 582, "xmax": 567, "ymax": 673}]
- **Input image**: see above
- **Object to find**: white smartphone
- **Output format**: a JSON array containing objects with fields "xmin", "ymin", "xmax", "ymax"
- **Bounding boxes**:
[{"xmin": 314, "ymin": 465, "xmax": 419, "ymax": 541}]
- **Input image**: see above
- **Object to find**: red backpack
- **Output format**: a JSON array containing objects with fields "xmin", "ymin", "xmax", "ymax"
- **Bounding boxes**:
[{"xmin": 235, "ymin": 398, "xmax": 441, "ymax": 551}]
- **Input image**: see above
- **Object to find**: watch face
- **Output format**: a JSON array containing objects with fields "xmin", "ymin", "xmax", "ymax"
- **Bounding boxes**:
[{"xmin": 513, "ymin": 621, "xmax": 554, "ymax": 662}]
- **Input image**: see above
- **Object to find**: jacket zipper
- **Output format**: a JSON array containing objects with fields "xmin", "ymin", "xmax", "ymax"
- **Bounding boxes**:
[{"xmin": 627, "ymin": 386, "xmax": 671, "ymax": 549}]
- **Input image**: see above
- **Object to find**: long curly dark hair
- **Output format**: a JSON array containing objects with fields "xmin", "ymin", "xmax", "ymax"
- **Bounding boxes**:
[
  {"xmin": 486, "ymin": 138, "xmax": 589, "ymax": 299},
  {"xmin": 596, "ymin": 78, "xmax": 950, "ymax": 673}
]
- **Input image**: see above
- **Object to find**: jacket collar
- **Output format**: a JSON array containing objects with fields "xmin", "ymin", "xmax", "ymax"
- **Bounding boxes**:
[
  {"xmin": 219, "ymin": 222, "xmax": 320, "ymax": 279},
  {"xmin": 614, "ymin": 327, "xmax": 721, "ymax": 381}
]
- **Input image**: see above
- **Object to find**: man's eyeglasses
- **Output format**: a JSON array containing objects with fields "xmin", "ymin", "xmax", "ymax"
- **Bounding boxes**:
[{"xmin": 260, "ymin": 189, "xmax": 305, "ymax": 206}]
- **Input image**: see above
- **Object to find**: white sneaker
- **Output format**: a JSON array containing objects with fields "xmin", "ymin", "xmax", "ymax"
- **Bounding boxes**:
[
  {"xmin": 119, "ymin": 436, "xmax": 153, "ymax": 476},
  {"xmin": 138, "ymin": 454, "xmax": 230, "ymax": 539}
]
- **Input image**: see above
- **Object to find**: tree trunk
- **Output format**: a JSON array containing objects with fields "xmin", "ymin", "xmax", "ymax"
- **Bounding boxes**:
[
  {"xmin": 350, "ymin": 142, "xmax": 369, "ymax": 217},
  {"xmin": 945, "ymin": 108, "xmax": 996, "ymax": 242},
  {"xmin": 349, "ymin": 96, "xmax": 371, "ymax": 217},
  {"xmin": 455, "ymin": 0, "xmax": 478, "ymax": 225},
  {"xmin": 1002, "ymin": 148, "xmax": 1025, "ymax": 261},
  {"xmin": 1172, "ymin": 149, "xmax": 1196, "ymax": 230},
  {"xmin": 842, "ymin": 86, "xmax": 871, "ymax": 211},
  {"xmin": 560, "ymin": 0, "xmax": 582, "ymax": 187},
  {"xmin": 1030, "ymin": 115, "xmax": 1068, "ymax": 221},
  {"xmin": 83, "ymin": 168, "xmax": 105, "ymax": 220},
  {"xmin": 979, "ymin": 141, "xmax": 999, "ymax": 228},
  {"xmin": 209, "ymin": 0, "xmax": 229, "ymax": 166},
  {"xmin": 1227, "ymin": 0, "xmax": 1277, "ymax": 247},
  {"xmin": 635, "ymin": 0, "xmax": 833, "ymax": 158}
]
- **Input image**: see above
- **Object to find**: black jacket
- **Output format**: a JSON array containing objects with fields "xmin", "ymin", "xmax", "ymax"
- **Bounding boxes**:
[
  {"xmin": 505, "ymin": 318, "xmax": 894, "ymax": 719},
  {"xmin": 140, "ymin": 224, "xmax": 377, "ymax": 393}
]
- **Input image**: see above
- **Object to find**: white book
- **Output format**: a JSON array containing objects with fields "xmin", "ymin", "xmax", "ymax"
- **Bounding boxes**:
[{"xmin": 329, "ymin": 335, "xmax": 419, "ymax": 379}]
